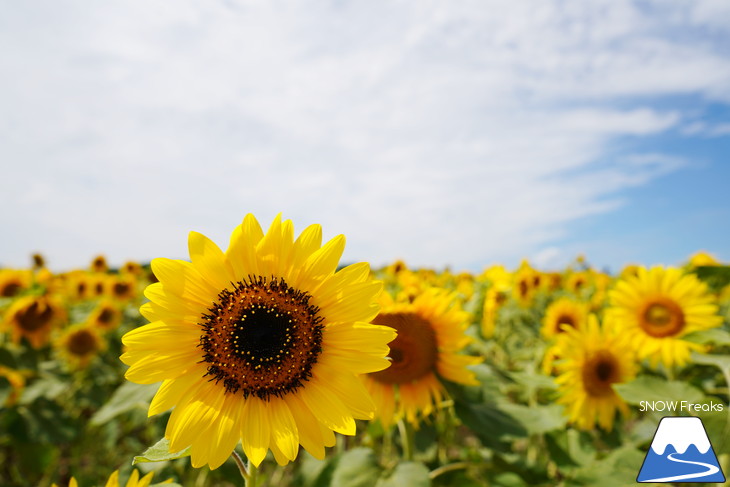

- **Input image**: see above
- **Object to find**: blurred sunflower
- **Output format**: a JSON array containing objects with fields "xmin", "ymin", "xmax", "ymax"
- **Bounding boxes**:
[
  {"xmin": 554, "ymin": 315, "xmax": 636, "ymax": 431},
  {"xmin": 687, "ymin": 250, "xmax": 719, "ymax": 267},
  {"xmin": 481, "ymin": 285, "xmax": 509, "ymax": 339},
  {"xmin": 513, "ymin": 264, "xmax": 537, "ymax": 307},
  {"xmin": 122, "ymin": 260, "xmax": 144, "ymax": 276},
  {"xmin": 56, "ymin": 323, "xmax": 105, "ymax": 369},
  {"xmin": 362, "ymin": 288, "xmax": 480, "ymax": 428},
  {"xmin": 64, "ymin": 271, "xmax": 91, "ymax": 301},
  {"xmin": 0, "ymin": 269, "xmax": 31, "ymax": 298},
  {"xmin": 3, "ymin": 295, "xmax": 65, "ymax": 348},
  {"xmin": 608, "ymin": 266, "xmax": 722, "ymax": 368},
  {"xmin": 121, "ymin": 214, "xmax": 396, "ymax": 469},
  {"xmin": 106, "ymin": 275, "xmax": 137, "ymax": 301},
  {"xmin": 52, "ymin": 468, "xmax": 167, "ymax": 487},
  {"xmin": 31, "ymin": 252, "xmax": 46, "ymax": 269},
  {"xmin": 88, "ymin": 301, "xmax": 123, "ymax": 332},
  {"xmin": 541, "ymin": 297, "xmax": 588, "ymax": 339},
  {"xmin": 565, "ymin": 271, "xmax": 591, "ymax": 294},
  {"xmin": 91, "ymin": 255, "xmax": 109, "ymax": 273},
  {"xmin": 0, "ymin": 365, "xmax": 28, "ymax": 406}
]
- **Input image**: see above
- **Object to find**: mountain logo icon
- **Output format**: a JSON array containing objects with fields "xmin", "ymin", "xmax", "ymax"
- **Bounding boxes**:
[{"xmin": 637, "ymin": 416, "xmax": 725, "ymax": 483}]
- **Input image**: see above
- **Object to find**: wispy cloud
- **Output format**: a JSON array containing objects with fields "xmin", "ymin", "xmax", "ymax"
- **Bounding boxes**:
[{"xmin": 1, "ymin": 0, "xmax": 728, "ymax": 270}]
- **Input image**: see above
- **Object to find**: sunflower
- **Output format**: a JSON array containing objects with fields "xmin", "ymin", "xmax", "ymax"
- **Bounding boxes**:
[
  {"xmin": 122, "ymin": 260, "xmax": 144, "ymax": 276},
  {"xmin": 608, "ymin": 266, "xmax": 722, "ymax": 368},
  {"xmin": 687, "ymin": 250, "xmax": 720, "ymax": 267},
  {"xmin": 31, "ymin": 252, "xmax": 46, "ymax": 269},
  {"xmin": 513, "ymin": 264, "xmax": 538, "ymax": 307},
  {"xmin": 88, "ymin": 301, "xmax": 123, "ymax": 332},
  {"xmin": 3, "ymin": 295, "xmax": 65, "ymax": 348},
  {"xmin": 121, "ymin": 214, "xmax": 396, "ymax": 469},
  {"xmin": 0, "ymin": 269, "xmax": 31, "ymax": 298},
  {"xmin": 64, "ymin": 271, "xmax": 92, "ymax": 301},
  {"xmin": 481, "ymin": 285, "xmax": 509, "ymax": 339},
  {"xmin": 541, "ymin": 297, "xmax": 588, "ymax": 339},
  {"xmin": 0, "ymin": 365, "xmax": 28, "ymax": 406},
  {"xmin": 52, "ymin": 468, "xmax": 167, "ymax": 487},
  {"xmin": 106, "ymin": 274, "xmax": 138, "ymax": 302},
  {"xmin": 362, "ymin": 288, "xmax": 480, "ymax": 428},
  {"xmin": 91, "ymin": 254, "xmax": 109, "ymax": 273},
  {"xmin": 56, "ymin": 323, "xmax": 105, "ymax": 369},
  {"xmin": 565, "ymin": 271, "xmax": 591, "ymax": 294},
  {"xmin": 553, "ymin": 314, "xmax": 636, "ymax": 431}
]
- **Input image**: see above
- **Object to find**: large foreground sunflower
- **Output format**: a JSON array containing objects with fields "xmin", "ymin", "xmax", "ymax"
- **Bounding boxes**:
[
  {"xmin": 554, "ymin": 315, "xmax": 636, "ymax": 431},
  {"xmin": 608, "ymin": 266, "xmax": 722, "ymax": 368},
  {"xmin": 121, "ymin": 214, "xmax": 396, "ymax": 469},
  {"xmin": 362, "ymin": 288, "xmax": 480, "ymax": 428}
]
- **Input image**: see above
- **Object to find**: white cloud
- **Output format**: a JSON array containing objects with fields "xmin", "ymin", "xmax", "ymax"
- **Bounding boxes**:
[{"xmin": 0, "ymin": 0, "xmax": 728, "ymax": 271}]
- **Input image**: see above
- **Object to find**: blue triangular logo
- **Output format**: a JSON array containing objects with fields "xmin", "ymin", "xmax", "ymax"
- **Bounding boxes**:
[{"xmin": 637, "ymin": 416, "xmax": 725, "ymax": 483}]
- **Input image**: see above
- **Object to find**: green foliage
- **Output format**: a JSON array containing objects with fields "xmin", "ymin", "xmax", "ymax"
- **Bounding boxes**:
[
  {"xmin": 91, "ymin": 381, "xmax": 159, "ymax": 426},
  {"xmin": 132, "ymin": 438, "xmax": 192, "ymax": 465},
  {"xmin": 329, "ymin": 448, "xmax": 382, "ymax": 487}
]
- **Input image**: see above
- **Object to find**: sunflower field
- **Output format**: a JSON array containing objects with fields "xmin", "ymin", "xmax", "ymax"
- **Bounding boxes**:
[{"xmin": 2, "ymin": 214, "xmax": 730, "ymax": 487}]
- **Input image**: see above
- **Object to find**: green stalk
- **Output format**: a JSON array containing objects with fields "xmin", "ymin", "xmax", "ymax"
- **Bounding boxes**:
[{"xmin": 397, "ymin": 419, "xmax": 415, "ymax": 461}]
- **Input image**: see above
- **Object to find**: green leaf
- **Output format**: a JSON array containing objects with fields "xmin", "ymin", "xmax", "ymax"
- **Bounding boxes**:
[
  {"xmin": 91, "ymin": 381, "xmax": 159, "ymax": 426},
  {"xmin": 684, "ymin": 329, "xmax": 730, "ymax": 346},
  {"xmin": 453, "ymin": 401, "xmax": 527, "ymax": 450},
  {"xmin": 297, "ymin": 451, "xmax": 339, "ymax": 487},
  {"xmin": 330, "ymin": 447, "xmax": 382, "ymax": 487},
  {"xmin": 377, "ymin": 462, "xmax": 430, "ymax": 487},
  {"xmin": 613, "ymin": 376, "xmax": 704, "ymax": 406},
  {"xmin": 498, "ymin": 403, "xmax": 566, "ymax": 435},
  {"xmin": 544, "ymin": 430, "xmax": 582, "ymax": 469},
  {"xmin": 693, "ymin": 265, "xmax": 730, "ymax": 292},
  {"xmin": 691, "ymin": 352, "xmax": 730, "ymax": 373},
  {"xmin": 0, "ymin": 376, "xmax": 11, "ymax": 406},
  {"xmin": 568, "ymin": 446, "xmax": 645, "ymax": 487},
  {"xmin": 17, "ymin": 398, "xmax": 78, "ymax": 443},
  {"xmin": 491, "ymin": 472, "xmax": 527, "ymax": 487},
  {"xmin": 132, "ymin": 437, "xmax": 191, "ymax": 465},
  {"xmin": 19, "ymin": 374, "xmax": 67, "ymax": 405}
]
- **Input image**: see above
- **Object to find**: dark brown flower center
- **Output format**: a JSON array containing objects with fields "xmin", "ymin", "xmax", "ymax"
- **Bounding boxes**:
[
  {"xmin": 92, "ymin": 257, "xmax": 107, "ymax": 273},
  {"xmin": 370, "ymin": 312, "xmax": 437, "ymax": 384},
  {"xmin": 517, "ymin": 279, "xmax": 529, "ymax": 298},
  {"xmin": 199, "ymin": 276, "xmax": 323, "ymax": 401},
  {"xmin": 16, "ymin": 301, "xmax": 54, "ymax": 332},
  {"xmin": 113, "ymin": 282, "xmax": 131, "ymax": 298},
  {"xmin": 1, "ymin": 281, "xmax": 22, "ymax": 298},
  {"xmin": 639, "ymin": 298, "xmax": 685, "ymax": 338},
  {"xmin": 582, "ymin": 350, "xmax": 620, "ymax": 397},
  {"xmin": 68, "ymin": 330, "xmax": 98, "ymax": 356},
  {"xmin": 555, "ymin": 313, "xmax": 576, "ymax": 331}
]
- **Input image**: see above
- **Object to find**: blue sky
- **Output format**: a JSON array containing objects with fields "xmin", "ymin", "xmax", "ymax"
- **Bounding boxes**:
[{"xmin": 1, "ymin": 0, "xmax": 729, "ymax": 273}]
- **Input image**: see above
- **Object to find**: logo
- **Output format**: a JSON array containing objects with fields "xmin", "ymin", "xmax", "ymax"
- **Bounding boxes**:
[{"xmin": 637, "ymin": 416, "xmax": 725, "ymax": 483}]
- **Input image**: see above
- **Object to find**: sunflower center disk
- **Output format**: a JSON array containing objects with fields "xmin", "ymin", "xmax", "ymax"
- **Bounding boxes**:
[
  {"xmin": 17, "ymin": 302, "xmax": 54, "ymax": 332},
  {"xmin": 582, "ymin": 350, "xmax": 619, "ymax": 397},
  {"xmin": 556, "ymin": 314, "xmax": 576, "ymax": 331},
  {"xmin": 639, "ymin": 298, "xmax": 685, "ymax": 338},
  {"xmin": 370, "ymin": 312, "xmax": 437, "ymax": 384},
  {"xmin": 1, "ymin": 282, "xmax": 21, "ymax": 297},
  {"xmin": 199, "ymin": 277, "xmax": 323, "ymax": 401},
  {"xmin": 68, "ymin": 331, "xmax": 98, "ymax": 356}
]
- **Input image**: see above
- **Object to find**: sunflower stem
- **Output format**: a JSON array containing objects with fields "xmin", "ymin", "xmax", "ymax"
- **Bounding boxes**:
[
  {"xmin": 397, "ymin": 419, "xmax": 415, "ymax": 461},
  {"xmin": 429, "ymin": 461, "xmax": 472, "ymax": 480},
  {"xmin": 231, "ymin": 450, "xmax": 251, "ymax": 485}
]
